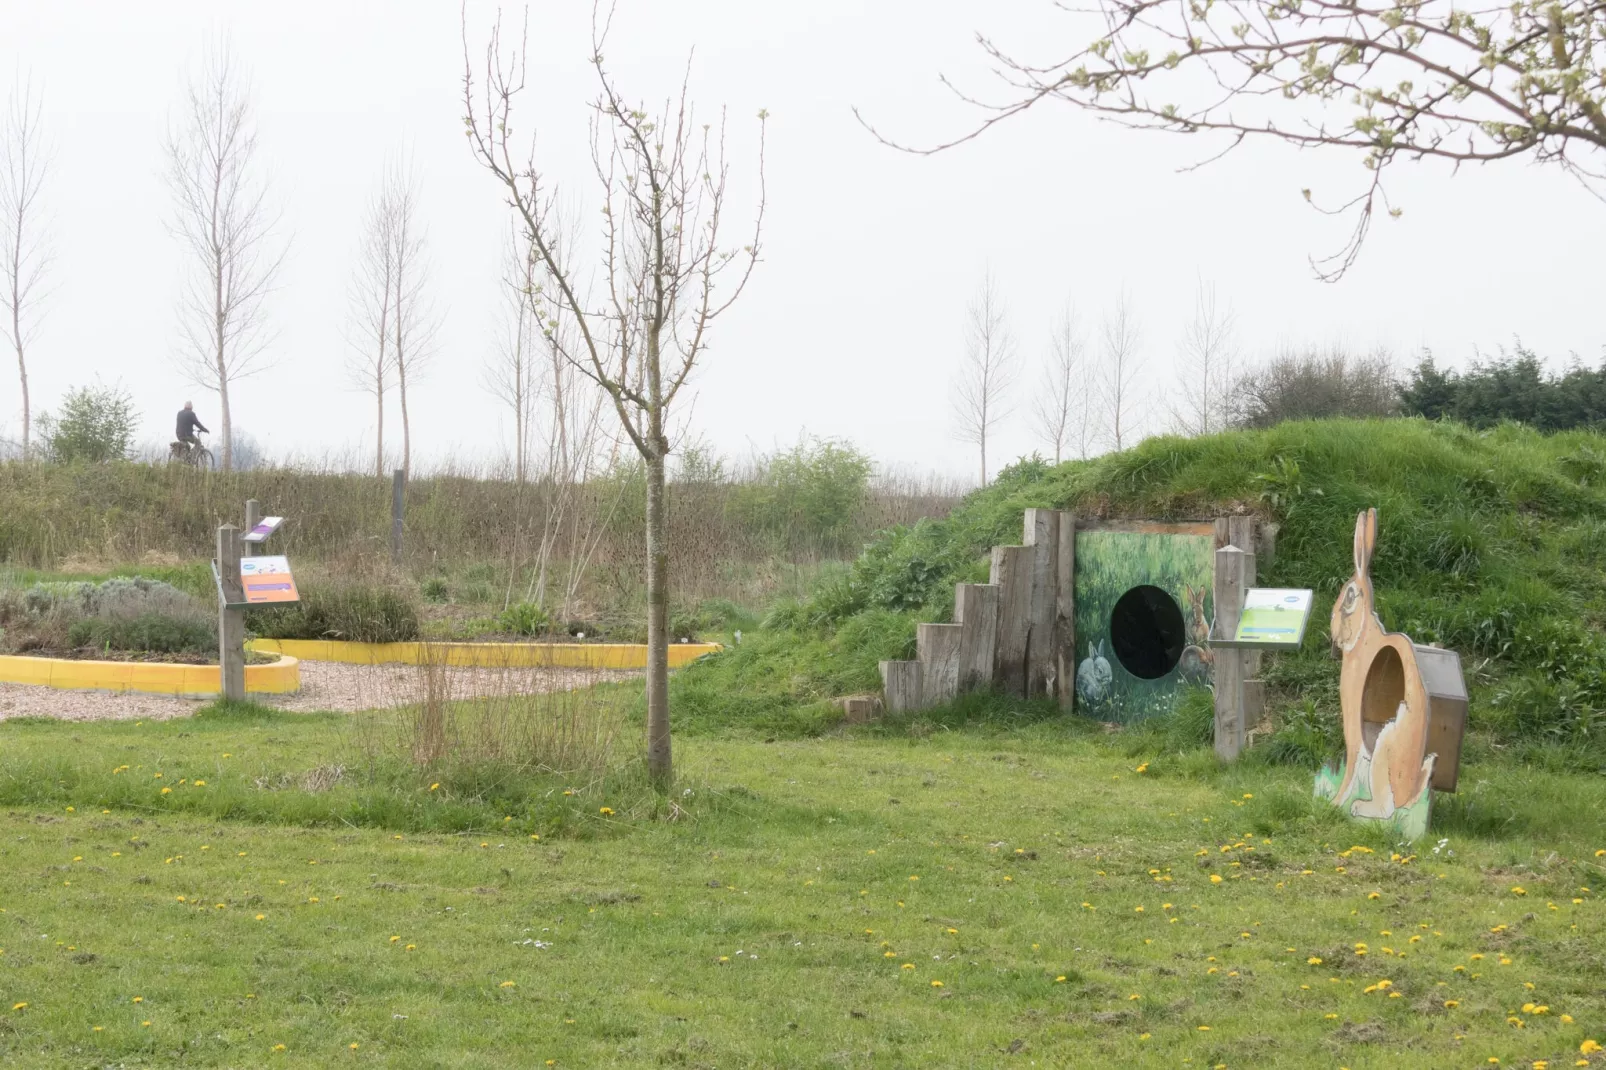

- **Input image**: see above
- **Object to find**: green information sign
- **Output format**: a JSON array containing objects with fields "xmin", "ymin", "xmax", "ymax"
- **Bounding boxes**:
[{"xmin": 1213, "ymin": 588, "xmax": 1314, "ymax": 650}]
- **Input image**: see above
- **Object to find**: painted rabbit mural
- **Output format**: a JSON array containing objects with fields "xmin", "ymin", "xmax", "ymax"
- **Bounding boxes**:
[
  {"xmin": 1076, "ymin": 639, "xmax": 1113, "ymax": 711},
  {"xmin": 1313, "ymin": 508, "xmax": 1439, "ymax": 840},
  {"xmin": 1176, "ymin": 583, "xmax": 1213, "ymax": 683}
]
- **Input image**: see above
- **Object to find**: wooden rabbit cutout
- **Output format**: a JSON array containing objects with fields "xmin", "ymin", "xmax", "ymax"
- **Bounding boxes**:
[{"xmin": 1324, "ymin": 509, "xmax": 1435, "ymax": 829}]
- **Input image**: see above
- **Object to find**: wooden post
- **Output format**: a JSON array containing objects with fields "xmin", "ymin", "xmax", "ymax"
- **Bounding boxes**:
[
  {"xmin": 1023, "ymin": 509, "xmax": 1059, "ymax": 699},
  {"xmin": 1054, "ymin": 511, "xmax": 1077, "ymax": 709},
  {"xmin": 217, "ymin": 523, "xmax": 245, "ymax": 702},
  {"xmin": 879, "ymin": 660, "xmax": 924, "ymax": 713},
  {"xmin": 990, "ymin": 545, "xmax": 1032, "ymax": 697},
  {"xmin": 917, "ymin": 623, "xmax": 963, "ymax": 706},
  {"xmin": 390, "ymin": 468, "xmax": 405, "ymax": 563},
  {"xmin": 243, "ymin": 499, "xmax": 260, "ymax": 560},
  {"xmin": 1212, "ymin": 544, "xmax": 1253, "ymax": 761},
  {"xmin": 954, "ymin": 583, "xmax": 999, "ymax": 693}
]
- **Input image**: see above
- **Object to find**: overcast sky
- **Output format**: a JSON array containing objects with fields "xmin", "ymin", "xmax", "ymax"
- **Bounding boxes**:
[{"xmin": 3, "ymin": 1, "xmax": 1602, "ymax": 481}]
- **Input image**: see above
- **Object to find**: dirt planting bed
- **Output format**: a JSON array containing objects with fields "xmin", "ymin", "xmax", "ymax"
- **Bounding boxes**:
[{"xmin": 0, "ymin": 661, "xmax": 641, "ymax": 723}]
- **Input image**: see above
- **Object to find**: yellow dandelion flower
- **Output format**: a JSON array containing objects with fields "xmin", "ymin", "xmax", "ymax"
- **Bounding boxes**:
[
  {"xmin": 160, "ymin": 787, "xmax": 172, "ymax": 795},
  {"xmin": 1325, "ymin": 1013, "xmax": 1338, "ymax": 1020},
  {"xmin": 1445, "ymin": 1000, "xmax": 1460, "ymax": 1008},
  {"xmin": 1368, "ymin": 892, "xmax": 1380, "ymax": 900},
  {"xmin": 1561, "ymin": 1014, "xmax": 1574, "ymax": 1024},
  {"xmin": 1198, "ymin": 1024, "xmax": 1212, "ymax": 1031},
  {"xmin": 499, "ymin": 981, "xmax": 516, "ymax": 988},
  {"xmin": 194, "ymin": 780, "xmax": 205, "ymax": 787},
  {"xmin": 902, "ymin": 963, "xmax": 915, "ymax": 970},
  {"xmin": 930, "ymin": 980, "xmax": 943, "ymax": 988},
  {"xmin": 1210, "ymin": 874, "xmax": 1223, "ymax": 884},
  {"xmin": 1583, "ymin": 1039, "xmax": 1605, "ymax": 1055},
  {"xmin": 132, "ymin": 996, "xmax": 143, "ymax": 1003},
  {"xmin": 405, "ymin": 944, "xmax": 415, "ymax": 951},
  {"xmin": 429, "ymin": 783, "xmax": 439, "ymax": 791},
  {"xmin": 1308, "ymin": 956, "xmax": 1323, "ymax": 965},
  {"xmin": 12, "ymin": 1002, "xmax": 27, "ymax": 1010},
  {"xmin": 599, "ymin": 807, "xmax": 614, "ymax": 816},
  {"xmin": 1512, "ymin": 886, "xmax": 1527, "ymax": 896},
  {"xmin": 255, "ymin": 914, "xmax": 266, "ymax": 921},
  {"xmin": 349, "ymin": 1043, "xmax": 359, "ymax": 1050}
]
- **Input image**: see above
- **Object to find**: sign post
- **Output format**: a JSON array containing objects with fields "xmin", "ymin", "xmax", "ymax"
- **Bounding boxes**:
[
  {"xmin": 213, "ymin": 504, "xmax": 297, "ymax": 702},
  {"xmin": 216, "ymin": 524, "xmax": 246, "ymax": 701}
]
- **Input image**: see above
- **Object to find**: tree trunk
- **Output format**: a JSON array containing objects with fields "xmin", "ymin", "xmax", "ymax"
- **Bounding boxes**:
[
  {"xmin": 645, "ymin": 449, "xmax": 672, "ymax": 787},
  {"xmin": 218, "ymin": 375, "xmax": 232, "ymax": 471},
  {"xmin": 12, "ymin": 332, "xmax": 26, "ymax": 461}
]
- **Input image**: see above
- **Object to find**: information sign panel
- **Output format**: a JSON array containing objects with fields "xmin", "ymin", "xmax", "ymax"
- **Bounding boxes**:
[
  {"xmin": 1209, "ymin": 588, "xmax": 1314, "ymax": 650},
  {"xmin": 242, "ymin": 516, "xmax": 284, "ymax": 543},
  {"xmin": 240, "ymin": 555, "xmax": 300, "ymax": 604}
]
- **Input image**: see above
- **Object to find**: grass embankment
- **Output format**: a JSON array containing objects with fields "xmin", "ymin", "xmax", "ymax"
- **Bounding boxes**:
[
  {"xmin": 0, "ymin": 706, "xmax": 1603, "ymax": 1067},
  {"xmin": 673, "ymin": 418, "xmax": 1606, "ymax": 770}
]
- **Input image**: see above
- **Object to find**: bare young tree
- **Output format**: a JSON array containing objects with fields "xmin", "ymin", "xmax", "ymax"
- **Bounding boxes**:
[
  {"xmin": 1033, "ymin": 299, "xmax": 1088, "ymax": 463},
  {"xmin": 463, "ymin": 7, "xmax": 766, "ymax": 787},
  {"xmin": 386, "ymin": 162, "xmax": 437, "ymax": 481},
  {"xmin": 0, "ymin": 78, "xmax": 49, "ymax": 460},
  {"xmin": 951, "ymin": 271, "xmax": 1019, "ymax": 484},
  {"xmin": 347, "ymin": 182, "xmax": 396, "ymax": 478},
  {"xmin": 1170, "ymin": 281, "xmax": 1238, "ymax": 438},
  {"xmin": 484, "ymin": 231, "xmax": 538, "ymax": 483},
  {"xmin": 1099, "ymin": 293, "xmax": 1144, "ymax": 451},
  {"xmin": 165, "ymin": 40, "xmax": 283, "ymax": 471}
]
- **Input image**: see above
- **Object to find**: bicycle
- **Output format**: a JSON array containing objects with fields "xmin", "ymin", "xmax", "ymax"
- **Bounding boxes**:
[{"xmin": 169, "ymin": 432, "xmax": 215, "ymax": 470}]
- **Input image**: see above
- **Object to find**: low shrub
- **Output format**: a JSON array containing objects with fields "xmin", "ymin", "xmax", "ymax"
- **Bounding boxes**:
[
  {"xmin": 497, "ymin": 601, "xmax": 551, "ymax": 637},
  {"xmin": 66, "ymin": 613, "xmax": 215, "ymax": 655},
  {"xmin": 252, "ymin": 583, "xmax": 421, "ymax": 643}
]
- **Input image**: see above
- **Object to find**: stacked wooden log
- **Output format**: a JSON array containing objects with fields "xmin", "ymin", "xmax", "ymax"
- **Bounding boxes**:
[{"xmin": 879, "ymin": 509, "xmax": 1077, "ymax": 713}]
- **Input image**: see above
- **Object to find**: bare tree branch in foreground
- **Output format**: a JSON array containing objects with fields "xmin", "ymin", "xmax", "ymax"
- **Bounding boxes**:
[
  {"xmin": 0, "ymin": 78, "xmax": 50, "ymax": 460},
  {"xmin": 862, "ymin": 0, "xmax": 1606, "ymax": 279},
  {"xmin": 165, "ymin": 39, "xmax": 284, "ymax": 471},
  {"xmin": 463, "ymin": 4, "xmax": 766, "ymax": 787},
  {"xmin": 952, "ymin": 270, "xmax": 1019, "ymax": 485}
]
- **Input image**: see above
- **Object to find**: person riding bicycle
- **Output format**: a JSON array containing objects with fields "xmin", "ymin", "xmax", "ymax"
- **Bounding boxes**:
[{"xmin": 175, "ymin": 401, "xmax": 208, "ymax": 449}]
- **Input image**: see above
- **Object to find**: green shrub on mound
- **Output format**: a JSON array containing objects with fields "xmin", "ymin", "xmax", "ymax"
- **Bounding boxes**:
[
  {"xmin": 251, "ymin": 582, "xmax": 421, "ymax": 644},
  {"xmin": 673, "ymin": 418, "xmax": 1606, "ymax": 765}
]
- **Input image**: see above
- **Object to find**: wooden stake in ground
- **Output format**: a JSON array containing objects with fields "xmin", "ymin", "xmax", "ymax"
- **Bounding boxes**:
[
  {"xmin": 217, "ymin": 523, "xmax": 245, "ymax": 702},
  {"xmin": 462, "ymin": 6, "xmax": 766, "ymax": 787}
]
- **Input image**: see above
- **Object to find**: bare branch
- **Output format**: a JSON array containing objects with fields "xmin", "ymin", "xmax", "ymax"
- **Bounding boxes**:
[{"xmin": 952, "ymin": 270, "xmax": 1021, "ymax": 484}]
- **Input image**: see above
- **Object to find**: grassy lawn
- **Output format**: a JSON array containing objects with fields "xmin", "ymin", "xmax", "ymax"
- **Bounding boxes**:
[{"xmin": 0, "ymin": 709, "xmax": 1603, "ymax": 1068}]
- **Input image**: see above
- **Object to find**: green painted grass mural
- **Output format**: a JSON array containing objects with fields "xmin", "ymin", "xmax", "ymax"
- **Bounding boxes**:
[{"xmin": 1073, "ymin": 528, "xmax": 1216, "ymax": 723}]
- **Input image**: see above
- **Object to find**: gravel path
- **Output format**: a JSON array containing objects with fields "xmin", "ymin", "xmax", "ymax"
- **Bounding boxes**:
[{"xmin": 0, "ymin": 661, "xmax": 642, "ymax": 723}]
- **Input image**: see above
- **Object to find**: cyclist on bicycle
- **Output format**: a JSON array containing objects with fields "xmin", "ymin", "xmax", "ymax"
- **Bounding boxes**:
[{"xmin": 175, "ymin": 401, "xmax": 209, "ymax": 448}]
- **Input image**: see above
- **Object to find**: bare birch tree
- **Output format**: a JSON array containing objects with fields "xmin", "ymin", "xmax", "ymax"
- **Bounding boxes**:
[
  {"xmin": 1099, "ymin": 293, "xmax": 1144, "ymax": 451},
  {"xmin": 1170, "ymin": 280, "xmax": 1238, "ymax": 438},
  {"xmin": 165, "ymin": 40, "xmax": 283, "ymax": 471},
  {"xmin": 1033, "ymin": 300, "xmax": 1088, "ymax": 463},
  {"xmin": 484, "ymin": 232, "xmax": 538, "ymax": 483},
  {"xmin": 0, "ymin": 78, "xmax": 49, "ymax": 460},
  {"xmin": 463, "ymin": 6, "xmax": 766, "ymax": 787},
  {"xmin": 386, "ymin": 162, "xmax": 437, "ymax": 481},
  {"xmin": 347, "ymin": 182, "xmax": 396, "ymax": 478},
  {"xmin": 951, "ymin": 271, "xmax": 1019, "ymax": 485}
]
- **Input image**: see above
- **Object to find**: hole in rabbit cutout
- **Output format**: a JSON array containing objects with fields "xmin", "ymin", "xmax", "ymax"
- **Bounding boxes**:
[
  {"xmin": 1360, "ymin": 645, "xmax": 1405, "ymax": 751},
  {"xmin": 1108, "ymin": 585, "xmax": 1187, "ymax": 681}
]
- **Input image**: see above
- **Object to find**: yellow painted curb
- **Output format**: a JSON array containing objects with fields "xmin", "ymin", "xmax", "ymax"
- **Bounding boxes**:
[
  {"xmin": 246, "ymin": 638, "xmax": 721, "ymax": 670},
  {"xmin": 0, "ymin": 654, "xmax": 300, "ymax": 697}
]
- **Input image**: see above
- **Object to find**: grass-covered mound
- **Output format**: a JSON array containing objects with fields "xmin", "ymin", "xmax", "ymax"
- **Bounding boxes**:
[{"xmin": 674, "ymin": 418, "xmax": 1606, "ymax": 768}]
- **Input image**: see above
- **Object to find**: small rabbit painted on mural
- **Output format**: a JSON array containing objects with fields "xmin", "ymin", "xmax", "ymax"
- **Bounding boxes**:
[
  {"xmin": 1076, "ymin": 639, "xmax": 1113, "ymax": 709},
  {"xmin": 1177, "ymin": 583, "xmax": 1214, "ymax": 683}
]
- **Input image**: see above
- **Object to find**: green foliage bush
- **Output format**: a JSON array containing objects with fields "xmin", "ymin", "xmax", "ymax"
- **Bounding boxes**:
[
  {"xmin": 252, "ymin": 583, "xmax": 420, "ymax": 644},
  {"xmin": 66, "ymin": 613, "xmax": 214, "ymax": 655},
  {"xmin": 497, "ymin": 601, "xmax": 551, "ymax": 637},
  {"xmin": 421, "ymin": 577, "xmax": 449, "ymax": 603},
  {"xmin": 36, "ymin": 384, "xmax": 140, "ymax": 464},
  {"xmin": 728, "ymin": 437, "xmax": 873, "ymax": 554}
]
